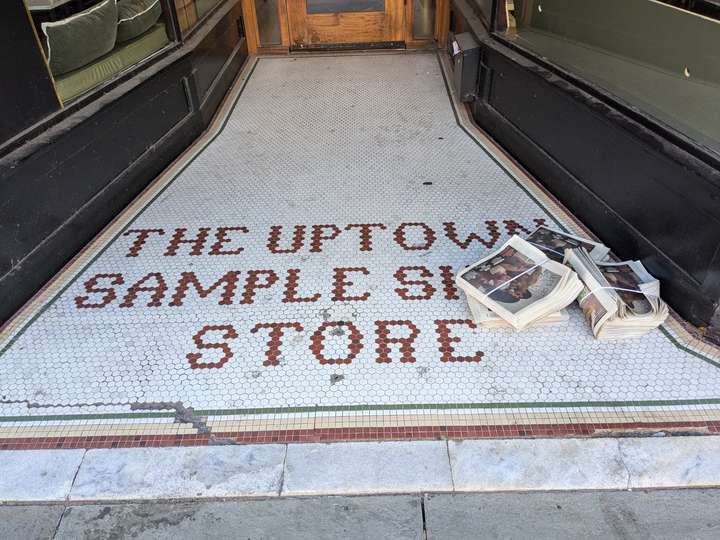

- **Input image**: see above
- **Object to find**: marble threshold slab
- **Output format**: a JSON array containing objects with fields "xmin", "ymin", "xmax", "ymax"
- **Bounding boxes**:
[{"xmin": 1, "ymin": 437, "xmax": 719, "ymax": 502}]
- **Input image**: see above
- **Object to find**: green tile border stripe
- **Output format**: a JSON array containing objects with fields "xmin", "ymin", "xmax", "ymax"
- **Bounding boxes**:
[
  {"xmin": 3, "ymin": 397, "xmax": 720, "ymax": 423},
  {"xmin": 659, "ymin": 326, "xmax": 720, "ymax": 369},
  {"xmin": 1, "ymin": 54, "xmax": 719, "ymax": 430}
]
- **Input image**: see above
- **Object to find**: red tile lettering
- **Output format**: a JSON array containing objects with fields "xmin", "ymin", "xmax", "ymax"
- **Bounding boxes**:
[
  {"xmin": 344, "ymin": 223, "xmax": 387, "ymax": 251},
  {"xmin": 332, "ymin": 267, "xmax": 370, "ymax": 302},
  {"xmin": 251, "ymin": 322, "xmax": 304, "ymax": 366},
  {"xmin": 309, "ymin": 321, "xmax": 364, "ymax": 365},
  {"xmin": 282, "ymin": 268, "xmax": 321, "ymax": 303},
  {"xmin": 187, "ymin": 325, "xmax": 238, "ymax": 369},
  {"xmin": 122, "ymin": 229, "xmax": 164, "ymax": 257},
  {"xmin": 394, "ymin": 266, "xmax": 436, "ymax": 301},
  {"xmin": 393, "ymin": 222, "xmax": 436, "ymax": 251},
  {"xmin": 434, "ymin": 319, "xmax": 483, "ymax": 363},
  {"xmin": 240, "ymin": 270, "xmax": 279, "ymax": 304},
  {"xmin": 164, "ymin": 228, "xmax": 211, "ymax": 256},
  {"xmin": 267, "ymin": 225, "xmax": 306, "ymax": 254},
  {"xmin": 75, "ymin": 273, "xmax": 125, "ymax": 309},
  {"xmin": 374, "ymin": 320, "xmax": 420, "ymax": 363},
  {"xmin": 209, "ymin": 227, "xmax": 249, "ymax": 255},
  {"xmin": 170, "ymin": 271, "xmax": 240, "ymax": 306},
  {"xmin": 120, "ymin": 272, "xmax": 168, "ymax": 308},
  {"xmin": 443, "ymin": 221, "xmax": 500, "ymax": 249}
]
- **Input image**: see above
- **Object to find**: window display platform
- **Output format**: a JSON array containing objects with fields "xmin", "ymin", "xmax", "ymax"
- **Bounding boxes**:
[{"xmin": 1, "ymin": 52, "xmax": 719, "ymax": 450}]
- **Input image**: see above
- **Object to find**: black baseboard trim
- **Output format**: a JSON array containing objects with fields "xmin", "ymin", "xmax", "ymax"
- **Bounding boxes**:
[
  {"xmin": 0, "ymin": 111, "xmax": 201, "ymax": 325},
  {"xmin": 448, "ymin": 0, "xmax": 720, "ymax": 339},
  {"xmin": 473, "ymin": 99, "xmax": 718, "ymax": 329},
  {"xmin": 0, "ymin": 3, "xmax": 248, "ymax": 327}
]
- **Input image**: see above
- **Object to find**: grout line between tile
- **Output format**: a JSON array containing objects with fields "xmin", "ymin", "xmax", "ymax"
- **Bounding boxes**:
[
  {"xmin": 616, "ymin": 438, "xmax": 633, "ymax": 491},
  {"xmin": 445, "ymin": 440, "xmax": 456, "ymax": 492},
  {"xmin": 50, "ymin": 504, "xmax": 67, "ymax": 540},
  {"xmin": 278, "ymin": 444, "xmax": 289, "ymax": 497},
  {"xmin": 65, "ymin": 449, "xmax": 87, "ymax": 502}
]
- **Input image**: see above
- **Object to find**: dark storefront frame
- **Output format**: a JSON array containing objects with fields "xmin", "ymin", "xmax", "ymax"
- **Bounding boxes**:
[
  {"xmin": 449, "ymin": 0, "xmax": 720, "ymax": 340},
  {"xmin": 1, "ymin": 0, "xmax": 235, "ymax": 156},
  {"xmin": 2, "ymin": 0, "xmax": 720, "ymax": 342},
  {"xmin": 0, "ymin": 0, "xmax": 249, "ymax": 324}
]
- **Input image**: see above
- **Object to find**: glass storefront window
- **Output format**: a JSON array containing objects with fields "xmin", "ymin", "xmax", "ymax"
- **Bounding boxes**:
[
  {"xmin": 413, "ymin": 0, "xmax": 435, "ymax": 39},
  {"xmin": 27, "ymin": 0, "xmax": 173, "ymax": 103},
  {"xmin": 174, "ymin": 0, "xmax": 222, "ymax": 34},
  {"xmin": 501, "ymin": 0, "xmax": 720, "ymax": 155},
  {"xmin": 306, "ymin": 0, "xmax": 384, "ymax": 14},
  {"xmin": 475, "ymin": 0, "xmax": 494, "ymax": 27},
  {"xmin": 256, "ymin": 0, "xmax": 282, "ymax": 46}
]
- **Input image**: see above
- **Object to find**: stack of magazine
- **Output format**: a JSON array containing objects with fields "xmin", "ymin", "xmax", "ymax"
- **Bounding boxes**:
[
  {"xmin": 456, "ymin": 235, "xmax": 584, "ymax": 331},
  {"xmin": 525, "ymin": 225, "xmax": 610, "ymax": 263},
  {"xmin": 565, "ymin": 248, "xmax": 669, "ymax": 339},
  {"xmin": 456, "ymin": 225, "xmax": 668, "ymax": 339}
]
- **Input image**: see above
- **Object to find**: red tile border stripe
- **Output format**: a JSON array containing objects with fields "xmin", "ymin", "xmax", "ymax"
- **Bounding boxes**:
[{"xmin": 1, "ymin": 421, "xmax": 718, "ymax": 450}]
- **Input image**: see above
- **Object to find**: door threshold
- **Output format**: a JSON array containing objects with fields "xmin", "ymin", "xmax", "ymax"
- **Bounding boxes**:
[{"xmin": 290, "ymin": 41, "xmax": 406, "ymax": 53}]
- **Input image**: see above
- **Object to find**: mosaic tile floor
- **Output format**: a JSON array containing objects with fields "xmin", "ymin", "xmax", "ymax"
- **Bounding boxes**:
[{"xmin": 2, "ymin": 52, "xmax": 720, "ymax": 449}]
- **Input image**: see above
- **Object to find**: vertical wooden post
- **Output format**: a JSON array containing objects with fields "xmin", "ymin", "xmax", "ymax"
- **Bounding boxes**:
[
  {"xmin": 241, "ymin": 0, "xmax": 259, "ymax": 54},
  {"xmin": 278, "ymin": 0, "xmax": 291, "ymax": 47},
  {"xmin": 435, "ymin": 0, "xmax": 450, "ymax": 48},
  {"xmin": 404, "ymin": 0, "xmax": 413, "ymax": 43}
]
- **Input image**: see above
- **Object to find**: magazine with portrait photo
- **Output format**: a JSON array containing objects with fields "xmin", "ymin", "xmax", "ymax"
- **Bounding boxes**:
[
  {"xmin": 526, "ymin": 226, "xmax": 609, "ymax": 262},
  {"xmin": 486, "ymin": 267, "xmax": 561, "ymax": 315},
  {"xmin": 459, "ymin": 245, "xmax": 536, "ymax": 296},
  {"xmin": 599, "ymin": 263, "xmax": 652, "ymax": 316},
  {"xmin": 565, "ymin": 248, "xmax": 668, "ymax": 339},
  {"xmin": 456, "ymin": 236, "xmax": 583, "ymax": 330}
]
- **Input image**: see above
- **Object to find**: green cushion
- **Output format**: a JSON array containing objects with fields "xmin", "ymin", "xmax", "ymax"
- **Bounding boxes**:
[
  {"xmin": 42, "ymin": 0, "xmax": 118, "ymax": 76},
  {"xmin": 55, "ymin": 24, "xmax": 169, "ymax": 102},
  {"xmin": 117, "ymin": 0, "xmax": 163, "ymax": 43}
]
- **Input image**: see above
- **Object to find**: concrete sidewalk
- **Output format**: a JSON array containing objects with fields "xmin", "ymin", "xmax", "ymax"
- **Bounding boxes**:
[
  {"xmin": 3, "ymin": 490, "xmax": 720, "ymax": 539},
  {"xmin": 2, "ymin": 436, "xmax": 720, "ymax": 503}
]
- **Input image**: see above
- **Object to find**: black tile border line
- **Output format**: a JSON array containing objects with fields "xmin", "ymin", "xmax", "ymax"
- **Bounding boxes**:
[{"xmin": 0, "ymin": 51, "xmax": 718, "ymax": 430}]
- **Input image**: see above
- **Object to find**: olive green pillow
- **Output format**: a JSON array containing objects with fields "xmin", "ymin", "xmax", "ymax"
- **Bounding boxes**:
[
  {"xmin": 117, "ymin": 0, "xmax": 163, "ymax": 43},
  {"xmin": 42, "ymin": 0, "xmax": 118, "ymax": 77}
]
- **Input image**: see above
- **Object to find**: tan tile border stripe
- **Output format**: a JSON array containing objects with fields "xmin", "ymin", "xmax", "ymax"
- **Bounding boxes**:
[
  {"xmin": 5, "ymin": 408, "xmax": 720, "ymax": 439},
  {"xmin": 0, "ymin": 53, "xmax": 718, "ymax": 446}
]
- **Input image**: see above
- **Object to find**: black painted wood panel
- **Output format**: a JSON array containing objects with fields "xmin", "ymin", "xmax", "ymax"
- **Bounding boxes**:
[
  {"xmin": 0, "ymin": 60, "xmax": 192, "ymax": 278},
  {"xmin": 472, "ymin": 46, "xmax": 720, "ymax": 330},
  {"xmin": 486, "ymin": 53, "xmax": 720, "ymax": 286},
  {"xmin": 0, "ymin": 1, "xmax": 247, "ymax": 325},
  {"xmin": 193, "ymin": 3, "xmax": 244, "ymax": 101}
]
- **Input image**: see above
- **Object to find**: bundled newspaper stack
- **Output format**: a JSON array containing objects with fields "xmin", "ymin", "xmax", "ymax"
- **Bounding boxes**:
[
  {"xmin": 466, "ymin": 298, "xmax": 569, "ymax": 329},
  {"xmin": 456, "ymin": 235, "xmax": 584, "ymax": 331},
  {"xmin": 525, "ymin": 225, "xmax": 610, "ymax": 264},
  {"xmin": 565, "ymin": 248, "xmax": 669, "ymax": 339}
]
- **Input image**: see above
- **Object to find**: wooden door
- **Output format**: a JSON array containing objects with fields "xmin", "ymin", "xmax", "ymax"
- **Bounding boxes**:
[{"xmin": 287, "ymin": 0, "xmax": 406, "ymax": 49}]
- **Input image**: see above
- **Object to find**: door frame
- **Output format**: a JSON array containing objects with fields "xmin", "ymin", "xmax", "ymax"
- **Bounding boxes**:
[
  {"xmin": 286, "ymin": 0, "xmax": 406, "ymax": 50},
  {"xmin": 242, "ymin": 0, "xmax": 449, "ymax": 53}
]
